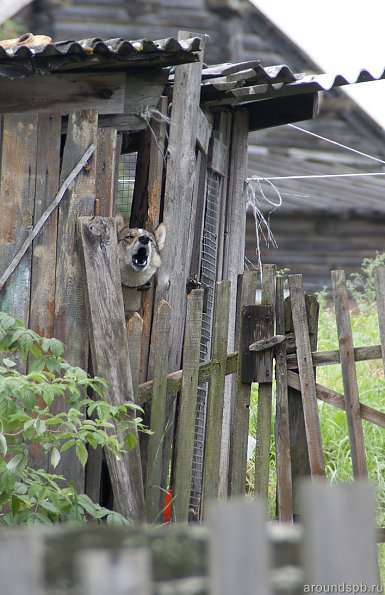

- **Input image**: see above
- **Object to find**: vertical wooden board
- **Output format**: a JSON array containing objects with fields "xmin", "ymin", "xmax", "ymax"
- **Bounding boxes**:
[
  {"xmin": 300, "ymin": 480, "xmax": 380, "ymax": 589},
  {"xmin": 53, "ymin": 110, "xmax": 98, "ymax": 490},
  {"xmin": 331, "ymin": 269, "xmax": 367, "ymax": 478},
  {"xmin": 146, "ymin": 300, "xmax": 171, "ymax": 523},
  {"xmin": 202, "ymin": 280, "xmax": 230, "ymax": 516},
  {"xmin": 275, "ymin": 276, "xmax": 293, "ymax": 522},
  {"xmin": 30, "ymin": 113, "xmax": 61, "ymax": 339},
  {"xmin": 96, "ymin": 127, "xmax": 119, "ymax": 217},
  {"xmin": 240, "ymin": 305, "xmax": 274, "ymax": 384},
  {"xmin": 76, "ymin": 549, "xmax": 151, "ymax": 595},
  {"xmin": 0, "ymin": 113, "xmax": 38, "ymax": 324},
  {"xmin": 127, "ymin": 313, "xmax": 143, "ymax": 396},
  {"xmin": 210, "ymin": 499, "xmax": 272, "ymax": 595},
  {"xmin": 255, "ymin": 264, "xmax": 276, "ymax": 501},
  {"xmin": 154, "ymin": 33, "xmax": 205, "ymax": 374},
  {"xmin": 79, "ymin": 216, "xmax": 145, "ymax": 522},
  {"xmin": 0, "ymin": 530, "xmax": 45, "ymax": 595},
  {"xmin": 229, "ymin": 271, "xmax": 258, "ymax": 496},
  {"xmin": 173, "ymin": 289, "xmax": 204, "ymax": 523},
  {"xmin": 288, "ymin": 274, "xmax": 325, "ymax": 477},
  {"xmin": 375, "ymin": 266, "xmax": 385, "ymax": 377},
  {"xmin": 219, "ymin": 110, "xmax": 250, "ymax": 498}
]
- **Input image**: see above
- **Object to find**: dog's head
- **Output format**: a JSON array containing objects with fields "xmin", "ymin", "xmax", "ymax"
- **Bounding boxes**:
[{"xmin": 115, "ymin": 214, "xmax": 166, "ymax": 288}]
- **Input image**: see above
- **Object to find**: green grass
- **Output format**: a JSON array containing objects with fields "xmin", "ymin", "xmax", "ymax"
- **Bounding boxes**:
[{"xmin": 249, "ymin": 258, "xmax": 385, "ymax": 580}]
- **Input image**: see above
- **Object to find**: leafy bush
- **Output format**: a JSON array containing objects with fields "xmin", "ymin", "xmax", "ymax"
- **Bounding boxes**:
[{"xmin": 0, "ymin": 312, "xmax": 146, "ymax": 526}]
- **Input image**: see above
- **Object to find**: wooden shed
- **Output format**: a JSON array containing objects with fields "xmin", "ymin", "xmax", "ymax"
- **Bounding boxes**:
[
  {"xmin": 29, "ymin": 0, "xmax": 385, "ymax": 292},
  {"xmin": 1, "ymin": 29, "xmax": 385, "ymax": 518}
]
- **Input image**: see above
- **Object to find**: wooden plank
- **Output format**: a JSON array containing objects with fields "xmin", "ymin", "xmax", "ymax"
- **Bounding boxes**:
[
  {"xmin": 331, "ymin": 269, "xmax": 367, "ymax": 478},
  {"xmin": 255, "ymin": 264, "xmax": 276, "ymax": 500},
  {"xmin": 53, "ymin": 110, "xmax": 98, "ymax": 490},
  {"xmin": 375, "ymin": 266, "xmax": 385, "ymax": 378},
  {"xmin": 0, "ymin": 530, "xmax": 44, "ymax": 595},
  {"xmin": 0, "ymin": 114, "xmax": 38, "ymax": 326},
  {"xmin": 145, "ymin": 300, "xmax": 171, "ymax": 523},
  {"xmin": 0, "ymin": 72, "xmax": 125, "ymax": 115},
  {"xmin": 229, "ymin": 271, "xmax": 258, "ymax": 496},
  {"xmin": 79, "ymin": 216, "xmax": 145, "ymax": 522},
  {"xmin": 240, "ymin": 304, "xmax": 274, "ymax": 383},
  {"xmin": 210, "ymin": 499, "xmax": 272, "ymax": 595},
  {"xmin": 275, "ymin": 276, "xmax": 293, "ymax": 522},
  {"xmin": 248, "ymin": 93, "xmax": 318, "ymax": 132},
  {"xmin": 287, "ymin": 343, "xmax": 383, "ymax": 369},
  {"xmin": 196, "ymin": 107, "xmax": 212, "ymax": 155},
  {"xmin": 127, "ymin": 313, "xmax": 143, "ymax": 397},
  {"xmin": 208, "ymin": 136, "xmax": 229, "ymax": 177},
  {"xmin": 154, "ymin": 32, "xmax": 205, "ymax": 374},
  {"xmin": 221, "ymin": 110, "xmax": 250, "ymax": 497},
  {"xmin": 288, "ymin": 274, "xmax": 325, "ymax": 477},
  {"xmin": 96, "ymin": 127, "xmax": 119, "ymax": 217},
  {"xmin": 29, "ymin": 113, "xmax": 61, "ymax": 339},
  {"xmin": 173, "ymin": 289, "xmax": 204, "ymax": 523},
  {"xmin": 288, "ymin": 371, "xmax": 385, "ymax": 429},
  {"xmin": 202, "ymin": 281, "xmax": 231, "ymax": 517},
  {"xmin": 300, "ymin": 480, "xmax": 380, "ymax": 590},
  {"xmin": 76, "ymin": 549, "xmax": 151, "ymax": 595}
]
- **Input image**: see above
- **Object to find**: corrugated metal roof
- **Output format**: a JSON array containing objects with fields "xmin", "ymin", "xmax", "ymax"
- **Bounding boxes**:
[
  {"xmin": 201, "ymin": 62, "xmax": 385, "ymax": 104},
  {"xmin": 0, "ymin": 35, "xmax": 201, "ymax": 76}
]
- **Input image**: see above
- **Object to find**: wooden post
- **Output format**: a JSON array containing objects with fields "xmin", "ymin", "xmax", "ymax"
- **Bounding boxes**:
[
  {"xmin": 331, "ymin": 269, "xmax": 367, "ymax": 478},
  {"xmin": 173, "ymin": 290, "xmax": 204, "ymax": 522},
  {"xmin": 375, "ymin": 265, "xmax": 385, "ymax": 377},
  {"xmin": 0, "ymin": 114, "xmax": 38, "ymax": 327},
  {"xmin": 300, "ymin": 480, "xmax": 380, "ymax": 589},
  {"xmin": 275, "ymin": 276, "xmax": 293, "ymax": 522},
  {"xmin": 146, "ymin": 300, "xmax": 171, "ymax": 523},
  {"xmin": 285, "ymin": 291, "xmax": 319, "ymax": 514},
  {"xmin": 210, "ymin": 499, "xmax": 272, "ymax": 595},
  {"xmin": 202, "ymin": 280, "xmax": 231, "ymax": 517},
  {"xmin": 288, "ymin": 275, "xmax": 325, "ymax": 477},
  {"xmin": 255, "ymin": 264, "xmax": 276, "ymax": 501},
  {"xmin": 79, "ymin": 216, "xmax": 145, "ymax": 522},
  {"xmin": 96, "ymin": 127, "xmax": 120, "ymax": 217},
  {"xmin": 53, "ymin": 110, "xmax": 98, "ymax": 490},
  {"xmin": 229, "ymin": 271, "xmax": 258, "ymax": 496}
]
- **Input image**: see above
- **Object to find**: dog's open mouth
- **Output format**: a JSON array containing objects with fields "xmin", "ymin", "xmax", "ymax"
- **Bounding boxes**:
[{"xmin": 132, "ymin": 246, "xmax": 149, "ymax": 270}]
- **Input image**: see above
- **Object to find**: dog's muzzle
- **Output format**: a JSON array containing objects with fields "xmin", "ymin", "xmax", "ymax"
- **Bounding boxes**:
[{"xmin": 132, "ymin": 237, "xmax": 150, "ymax": 269}]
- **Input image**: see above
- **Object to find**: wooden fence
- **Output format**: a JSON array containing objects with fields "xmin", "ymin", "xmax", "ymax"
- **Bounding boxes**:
[{"xmin": 0, "ymin": 481, "xmax": 380, "ymax": 595}]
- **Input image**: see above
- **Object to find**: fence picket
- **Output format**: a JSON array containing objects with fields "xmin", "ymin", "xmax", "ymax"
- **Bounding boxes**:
[
  {"xmin": 173, "ymin": 289, "xmax": 204, "ymax": 522},
  {"xmin": 331, "ymin": 269, "xmax": 367, "ymax": 478},
  {"xmin": 375, "ymin": 265, "xmax": 385, "ymax": 378},
  {"xmin": 300, "ymin": 480, "xmax": 380, "ymax": 590},
  {"xmin": 202, "ymin": 280, "xmax": 231, "ymax": 517},
  {"xmin": 146, "ymin": 300, "xmax": 171, "ymax": 523},
  {"xmin": 255, "ymin": 264, "xmax": 276, "ymax": 500},
  {"xmin": 275, "ymin": 275, "xmax": 293, "ymax": 522},
  {"xmin": 288, "ymin": 274, "xmax": 325, "ymax": 477},
  {"xmin": 229, "ymin": 271, "xmax": 258, "ymax": 495},
  {"xmin": 210, "ymin": 499, "xmax": 272, "ymax": 595}
]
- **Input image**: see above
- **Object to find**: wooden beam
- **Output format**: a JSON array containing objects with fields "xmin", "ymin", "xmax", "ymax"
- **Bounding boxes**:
[
  {"xmin": 287, "ymin": 343, "xmax": 383, "ymax": 369},
  {"xmin": 79, "ymin": 216, "xmax": 145, "ymax": 522},
  {"xmin": 248, "ymin": 93, "xmax": 319, "ymax": 132}
]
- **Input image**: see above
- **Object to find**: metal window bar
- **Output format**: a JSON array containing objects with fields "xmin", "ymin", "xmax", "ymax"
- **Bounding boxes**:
[
  {"xmin": 117, "ymin": 152, "xmax": 137, "ymax": 222},
  {"xmin": 190, "ymin": 170, "xmax": 222, "ymax": 516}
]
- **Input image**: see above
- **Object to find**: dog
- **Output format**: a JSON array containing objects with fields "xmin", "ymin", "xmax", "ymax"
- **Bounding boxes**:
[{"xmin": 115, "ymin": 214, "xmax": 166, "ymax": 315}]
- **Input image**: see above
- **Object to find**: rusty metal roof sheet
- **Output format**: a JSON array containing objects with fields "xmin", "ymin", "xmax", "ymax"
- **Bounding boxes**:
[{"xmin": 0, "ymin": 35, "xmax": 201, "ymax": 77}]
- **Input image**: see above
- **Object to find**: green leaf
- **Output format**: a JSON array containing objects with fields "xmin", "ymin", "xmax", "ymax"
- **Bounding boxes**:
[
  {"xmin": 61, "ymin": 439, "xmax": 76, "ymax": 453},
  {"xmin": 11, "ymin": 494, "xmax": 21, "ymax": 516},
  {"xmin": 76, "ymin": 494, "xmax": 98, "ymax": 516},
  {"xmin": 2, "ymin": 358, "xmax": 16, "ymax": 368},
  {"xmin": 39, "ymin": 500, "xmax": 60, "ymax": 515},
  {"xmin": 125, "ymin": 433, "xmax": 138, "ymax": 450},
  {"xmin": 50, "ymin": 447, "xmax": 61, "ymax": 469},
  {"xmin": 75, "ymin": 442, "xmax": 88, "ymax": 468},
  {"xmin": 6, "ymin": 453, "xmax": 25, "ymax": 472},
  {"xmin": 0, "ymin": 433, "xmax": 7, "ymax": 456},
  {"xmin": 34, "ymin": 419, "xmax": 46, "ymax": 436}
]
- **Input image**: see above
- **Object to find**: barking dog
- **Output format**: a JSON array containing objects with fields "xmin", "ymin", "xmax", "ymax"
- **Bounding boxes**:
[{"xmin": 115, "ymin": 213, "xmax": 166, "ymax": 296}]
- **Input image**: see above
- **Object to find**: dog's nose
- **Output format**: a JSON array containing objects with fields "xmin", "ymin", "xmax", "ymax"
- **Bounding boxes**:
[{"xmin": 138, "ymin": 236, "xmax": 150, "ymax": 245}]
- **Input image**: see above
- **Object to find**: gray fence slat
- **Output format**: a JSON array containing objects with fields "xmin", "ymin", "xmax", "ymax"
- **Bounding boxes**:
[
  {"xmin": 76, "ymin": 549, "xmax": 151, "ymax": 595},
  {"xmin": 375, "ymin": 265, "xmax": 385, "ymax": 378},
  {"xmin": 146, "ymin": 300, "xmax": 172, "ymax": 523},
  {"xmin": 288, "ymin": 274, "xmax": 325, "ymax": 477},
  {"xmin": 210, "ymin": 499, "xmax": 272, "ymax": 595},
  {"xmin": 300, "ymin": 480, "xmax": 380, "ymax": 591},
  {"xmin": 173, "ymin": 289, "xmax": 204, "ymax": 522},
  {"xmin": 0, "ymin": 531, "xmax": 44, "ymax": 595},
  {"xmin": 331, "ymin": 269, "xmax": 367, "ymax": 478}
]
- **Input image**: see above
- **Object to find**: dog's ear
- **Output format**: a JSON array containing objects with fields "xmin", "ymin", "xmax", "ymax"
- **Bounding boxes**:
[
  {"xmin": 115, "ymin": 213, "xmax": 126, "ymax": 233},
  {"xmin": 154, "ymin": 223, "xmax": 166, "ymax": 251}
]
